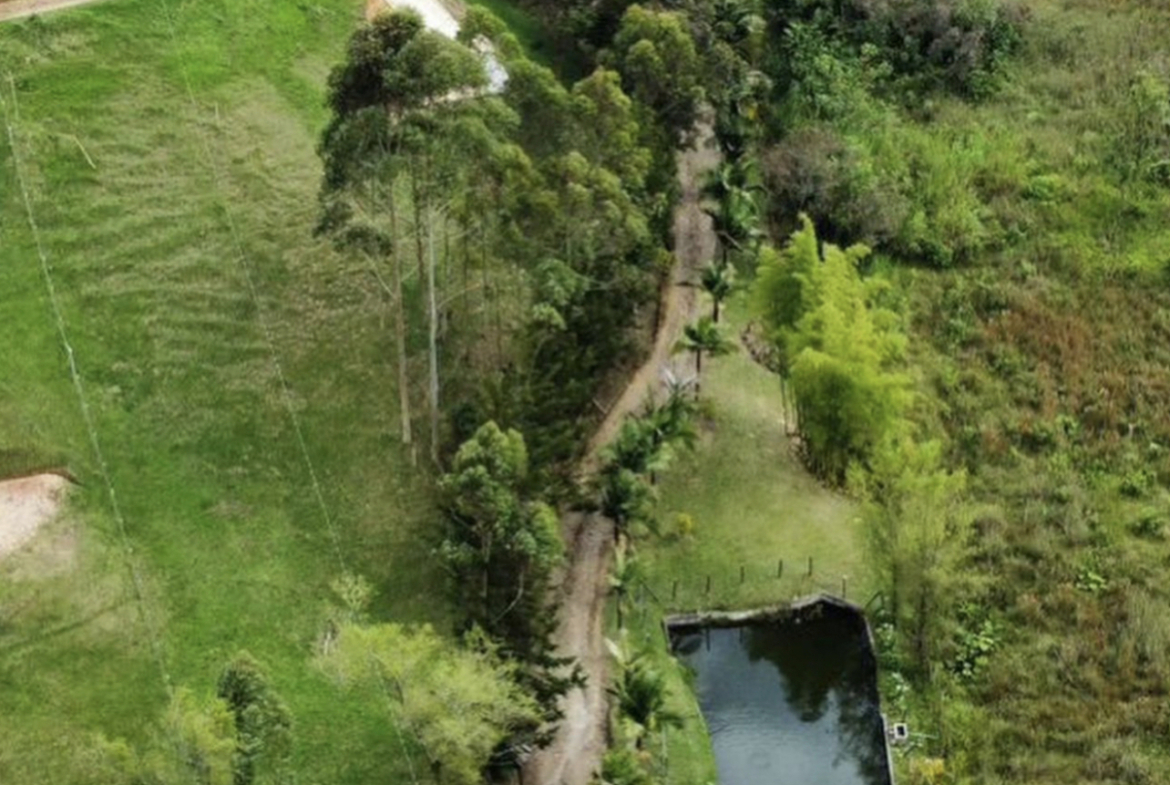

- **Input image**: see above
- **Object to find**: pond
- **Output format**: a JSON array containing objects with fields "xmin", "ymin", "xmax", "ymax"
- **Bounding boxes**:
[{"xmin": 670, "ymin": 601, "xmax": 892, "ymax": 785}]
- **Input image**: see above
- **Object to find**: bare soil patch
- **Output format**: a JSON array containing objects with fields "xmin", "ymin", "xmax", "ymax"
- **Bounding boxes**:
[
  {"xmin": 0, "ymin": 473, "xmax": 70, "ymax": 560},
  {"xmin": 0, "ymin": 0, "xmax": 113, "ymax": 22}
]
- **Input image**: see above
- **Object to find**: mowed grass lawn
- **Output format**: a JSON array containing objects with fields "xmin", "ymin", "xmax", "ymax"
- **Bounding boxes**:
[
  {"xmin": 1, "ymin": 2, "xmax": 448, "ymax": 781},
  {"xmin": 642, "ymin": 294, "xmax": 871, "ymax": 611}
]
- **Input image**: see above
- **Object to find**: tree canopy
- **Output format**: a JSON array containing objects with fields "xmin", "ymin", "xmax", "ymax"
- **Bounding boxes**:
[
  {"xmin": 755, "ymin": 216, "xmax": 910, "ymax": 481},
  {"xmin": 317, "ymin": 622, "xmax": 539, "ymax": 785}
]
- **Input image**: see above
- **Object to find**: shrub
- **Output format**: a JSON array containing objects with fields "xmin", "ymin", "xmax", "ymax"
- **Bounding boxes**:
[
  {"xmin": 763, "ymin": 0, "xmax": 1028, "ymax": 99},
  {"xmin": 1119, "ymin": 467, "xmax": 1155, "ymax": 499},
  {"xmin": 1128, "ymin": 510, "xmax": 1166, "ymax": 540},
  {"xmin": 763, "ymin": 127, "xmax": 908, "ymax": 248}
]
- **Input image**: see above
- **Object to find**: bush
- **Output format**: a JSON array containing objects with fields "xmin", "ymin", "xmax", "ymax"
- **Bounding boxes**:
[
  {"xmin": 763, "ymin": 127, "xmax": 907, "ymax": 248},
  {"xmin": 763, "ymin": 118, "xmax": 1000, "ymax": 266},
  {"xmin": 1128, "ymin": 510, "xmax": 1166, "ymax": 540},
  {"xmin": 764, "ymin": 0, "xmax": 1028, "ymax": 99}
]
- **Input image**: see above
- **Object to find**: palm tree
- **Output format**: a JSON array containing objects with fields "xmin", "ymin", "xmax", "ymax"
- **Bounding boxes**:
[
  {"xmin": 608, "ymin": 545, "xmax": 641, "ymax": 630},
  {"xmin": 700, "ymin": 262, "xmax": 734, "ymax": 322},
  {"xmin": 642, "ymin": 384, "xmax": 698, "ymax": 455},
  {"xmin": 674, "ymin": 317, "xmax": 735, "ymax": 393},
  {"xmin": 711, "ymin": 0, "xmax": 764, "ymax": 60},
  {"xmin": 702, "ymin": 161, "xmax": 763, "ymax": 266},
  {"xmin": 602, "ymin": 417, "xmax": 666, "ymax": 477},
  {"xmin": 608, "ymin": 660, "xmax": 684, "ymax": 749},
  {"xmin": 599, "ymin": 468, "xmax": 656, "ymax": 546},
  {"xmin": 714, "ymin": 69, "xmax": 771, "ymax": 161}
]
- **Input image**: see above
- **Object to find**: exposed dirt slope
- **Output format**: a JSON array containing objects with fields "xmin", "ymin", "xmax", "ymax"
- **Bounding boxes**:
[
  {"xmin": 524, "ymin": 124, "xmax": 718, "ymax": 785},
  {"xmin": 0, "ymin": 473, "xmax": 69, "ymax": 559}
]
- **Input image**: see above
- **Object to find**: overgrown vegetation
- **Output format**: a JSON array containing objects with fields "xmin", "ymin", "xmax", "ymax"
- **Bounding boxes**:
[
  {"xmin": 523, "ymin": 0, "xmax": 1170, "ymax": 781},
  {"xmin": 749, "ymin": 0, "xmax": 1170, "ymax": 780},
  {"xmin": 8, "ymin": 0, "xmax": 1170, "ymax": 781}
]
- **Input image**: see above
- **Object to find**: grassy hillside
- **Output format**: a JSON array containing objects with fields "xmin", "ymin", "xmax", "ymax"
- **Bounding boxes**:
[{"xmin": 0, "ymin": 2, "xmax": 445, "ymax": 781}]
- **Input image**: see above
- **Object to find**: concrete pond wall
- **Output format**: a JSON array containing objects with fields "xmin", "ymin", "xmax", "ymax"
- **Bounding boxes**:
[{"xmin": 665, "ymin": 594, "xmax": 896, "ymax": 785}]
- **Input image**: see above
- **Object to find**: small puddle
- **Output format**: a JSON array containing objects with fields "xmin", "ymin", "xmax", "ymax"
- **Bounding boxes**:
[{"xmin": 669, "ymin": 601, "xmax": 892, "ymax": 785}]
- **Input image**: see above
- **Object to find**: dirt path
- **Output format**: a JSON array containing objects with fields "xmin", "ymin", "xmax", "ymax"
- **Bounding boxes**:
[
  {"xmin": 0, "ymin": 473, "xmax": 69, "ymax": 559},
  {"xmin": 0, "ymin": 0, "xmax": 110, "ymax": 23},
  {"xmin": 524, "ymin": 123, "xmax": 719, "ymax": 785}
]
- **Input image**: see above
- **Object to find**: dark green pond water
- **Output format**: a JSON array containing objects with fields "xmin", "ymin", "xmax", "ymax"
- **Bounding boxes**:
[{"xmin": 671, "ymin": 605, "xmax": 892, "ymax": 785}]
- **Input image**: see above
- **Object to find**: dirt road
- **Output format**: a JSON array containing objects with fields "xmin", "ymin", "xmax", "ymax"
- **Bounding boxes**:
[
  {"xmin": 0, "ymin": 0, "xmax": 110, "ymax": 23},
  {"xmin": 523, "ymin": 124, "xmax": 719, "ymax": 785}
]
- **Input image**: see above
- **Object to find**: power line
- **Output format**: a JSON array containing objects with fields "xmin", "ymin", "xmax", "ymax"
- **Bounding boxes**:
[
  {"xmin": 152, "ymin": 0, "xmax": 346, "ymax": 575},
  {"xmin": 147, "ymin": 6, "xmax": 424, "ymax": 782},
  {"xmin": 2, "ymin": 74, "xmax": 175, "ymax": 695}
]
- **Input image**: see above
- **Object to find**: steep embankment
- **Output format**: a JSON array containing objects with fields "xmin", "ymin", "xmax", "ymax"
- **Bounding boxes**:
[{"xmin": 523, "ymin": 124, "xmax": 718, "ymax": 785}]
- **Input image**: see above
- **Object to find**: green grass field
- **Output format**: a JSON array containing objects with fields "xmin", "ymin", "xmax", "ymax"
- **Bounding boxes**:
[
  {"xmin": 638, "ymin": 294, "xmax": 869, "ymax": 610},
  {"xmin": 0, "ymin": 2, "xmax": 454, "ymax": 781}
]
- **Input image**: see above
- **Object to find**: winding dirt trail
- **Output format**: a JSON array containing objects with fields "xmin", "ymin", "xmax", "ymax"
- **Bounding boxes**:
[{"xmin": 524, "ymin": 123, "xmax": 719, "ymax": 785}]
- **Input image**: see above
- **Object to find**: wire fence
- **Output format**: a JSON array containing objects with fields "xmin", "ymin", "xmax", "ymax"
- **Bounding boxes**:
[{"xmin": 622, "ymin": 556, "xmax": 873, "ymax": 630}]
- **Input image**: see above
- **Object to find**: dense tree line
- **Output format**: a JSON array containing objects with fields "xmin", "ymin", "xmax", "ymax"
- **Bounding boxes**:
[
  {"xmin": 317, "ymin": 5, "xmax": 713, "ymax": 478},
  {"xmin": 311, "ymin": 5, "xmax": 723, "ymax": 780}
]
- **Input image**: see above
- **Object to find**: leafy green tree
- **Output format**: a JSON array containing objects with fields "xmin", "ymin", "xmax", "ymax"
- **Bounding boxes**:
[
  {"xmin": 216, "ymin": 653, "xmax": 292, "ymax": 785},
  {"xmin": 700, "ymin": 262, "xmax": 734, "ymax": 322},
  {"xmin": 320, "ymin": 9, "xmax": 516, "ymax": 463},
  {"xmin": 572, "ymin": 67, "xmax": 651, "ymax": 188},
  {"xmin": 317, "ymin": 622, "xmax": 540, "ymax": 785},
  {"xmin": 438, "ymin": 422, "xmax": 562, "ymax": 662},
  {"xmin": 95, "ymin": 689, "xmax": 236, "ymax": 785},
  {"xmin": 788, "ymin": 349, "xmax": 906, "ymax": 481},
  {"xmin": 754, "ymin": 216, "xmax": 909, "ymax": 481},
  {"xmin": 500, "ymin": 58, "xmax": 578, "ymax": 159},
  {"xmin": 318, "ymin": 10, "xmax": 489, "ymax": 452},
  {"xmin": 599, "ymin": 748, "xmax": 655, "ymax": 785},
  {"xmin": 1115, "ymin": 68, "xmax": 1170, "ymax": 184},
  {"xmin": 457, "ymin": 6, "xmax": 524, "ymax": 62},
  {"xmin": 674, "ymin": 317, "xmax": 735, "ymax": 389},
  {"xmin": 609, "ymin": 5, "xmax": 704, "ymax": 147},
  {"xmin": 752, "ymin": 228, "xmax": 820, "ymax": 367},
  {"xmin": 853, "ymin": 438, "xmax": 968, "ymax": 681}
]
